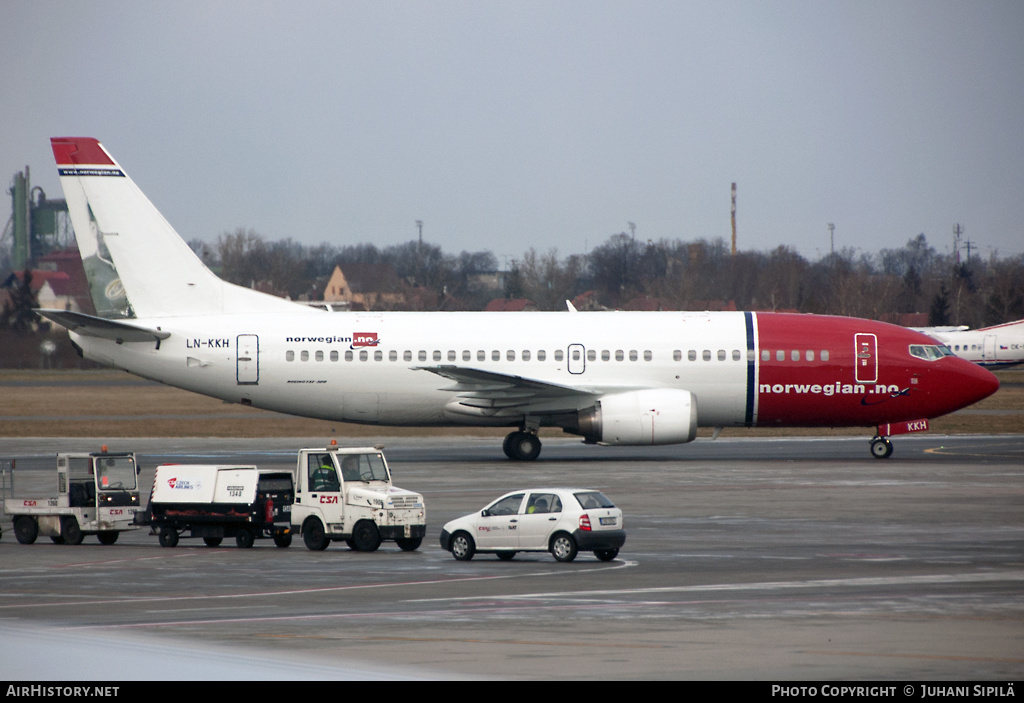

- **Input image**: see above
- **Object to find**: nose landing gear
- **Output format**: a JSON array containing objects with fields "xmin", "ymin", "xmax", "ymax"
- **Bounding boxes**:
[{"xmin": 870, "ymin": 436, "xmax": 893, "ymax": 459}]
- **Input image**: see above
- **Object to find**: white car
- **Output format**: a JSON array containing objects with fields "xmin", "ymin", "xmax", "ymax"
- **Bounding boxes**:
[{"xmin": 439, "ymin": 488, "xmax": 626, "ymax": 562}]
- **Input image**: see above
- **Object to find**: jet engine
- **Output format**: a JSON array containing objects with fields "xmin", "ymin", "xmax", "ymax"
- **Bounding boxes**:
[{"xmin": 574, "ymin": 388, "xmax": 698, "ymax": 445}]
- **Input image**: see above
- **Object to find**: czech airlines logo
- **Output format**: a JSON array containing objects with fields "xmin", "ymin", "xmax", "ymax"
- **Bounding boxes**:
[
  {"xmin": 167, "ymin": 477, "xmax": 200, "ymax": 490},
  {"xmin": 352, "ymin": 332, "xmax": 379, "ymax": 348}
]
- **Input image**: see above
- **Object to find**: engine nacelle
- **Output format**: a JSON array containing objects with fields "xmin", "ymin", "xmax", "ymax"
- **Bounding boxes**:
[{"xmin": 575, "ymin": 389, "xmax": 698, "ymax": 446}]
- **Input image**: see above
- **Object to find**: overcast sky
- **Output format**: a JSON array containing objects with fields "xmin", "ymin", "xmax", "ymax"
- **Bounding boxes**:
[{"xmin": 3, "ymin": 1, "xmax": 1023, "ymax": 266}]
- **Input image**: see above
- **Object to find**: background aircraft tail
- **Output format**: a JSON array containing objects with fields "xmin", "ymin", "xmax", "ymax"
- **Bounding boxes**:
[{"xmin": 51, "ymin": 137, "xmax": 306, "ymax": 319}]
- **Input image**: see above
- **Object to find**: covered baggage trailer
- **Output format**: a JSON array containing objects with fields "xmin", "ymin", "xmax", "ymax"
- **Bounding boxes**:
[{"xmin": 139, "ymin": 465, "xmax": 294, "ymax": 548}]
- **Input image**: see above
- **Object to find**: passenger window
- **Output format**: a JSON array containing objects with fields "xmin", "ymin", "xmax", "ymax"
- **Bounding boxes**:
[
  {"xmin": 315, "ymin": 350, "xmax": 324, "ymax": 362},
  {"xmin": 644, "ymin": 350, "xmax": 652, "ymax": 361},
  {"xmin": 346, "ymin": 350, "xmax": 354, "ymax": 361},
  {"xmin": 537, "ymin": 350, "xmax": 546, "ymax": 361},
  {"xmin": 673, "ymin": 350, "xmax": 682, "ymax": 361},
  {"xmin": 433, "ymin": 350, "xmax": 442, "ymax": 361},
  {"xmin": 615, "ymin": 350, "xmax": 624, "ymax": 361},
  {"xmin": 732, "ymin": 349, "xmax": 741, "ymax": 361},
  {"xmin": 463, "ymin": 350, "xmax": 471, "ymax": 361},
  {"xmin": 806, "ymin": 350, "xmax": 814, "ymax": 361},
  {"xmin": 761, "ymin": 350, "xmax": 770, "ymax": 361},
  {"xmin": 374, "ymin": 350, "xmax": 382, "ymax": 361},
  {"xmin": 587, "ymin": 349, "xmax": 596, "ymax": 361},
  {"xmin": 300, "ymin": 350, "xmax": 309, "ymax": 362},
  {"xmin": 554, "ymin": 350, "xmax": 563, "ymax": 361},
  {"xmin": 525, "ymin": 493, "xmax": 562, "ymax": 514},
  {"xmin": 522, "ymin": 350, "xmax": 531, "ymax": 361},
  {"xmin": 604, "ymin": 350, "xmax": 612, "ymax": 361},
  {"xmin": 389, "ymin": 350, "xmax": 397, "ymax": 361},
  {"xmin": 286, "ymin": 350, "xmax": 295, "ymax": 362},
  {"xmin": 821, "ymin": 350, "xmax": 830, "ymax": 361},
  {"xmin": 791, "ymin": 350, "xmax": 800, "ymax": 361},
  {"xmin": 448, "ymin": 350, "xmax": 457, "ymax": 361},
  {"xmin": 492, "ymin": 350, "xmax": 500, "ymax": 361},
  {"xmin": 702, "ymin": 350, "xmax": 711, "ymax": 361},
  {"xmin": 688, "ymin": 350, "xmax": 697, "ymax": 361},
  {"xmin": 331, "ymin": 350, "xmax": 339, "ymax": 362},
  {"xmin": 717, "ymin": 350, "xmax": 726, "ymax": 361},
  {"xmin": 478, "ymin": 350, "xmax": 486, "ymax": 361},
  {"xmin": 359, "ymin": 350, "xmax": 368, "ymax": 361},
  {"xmin": 418, "ymin": 350, "xmax": 427, "ymax": 362},
  {"xmin": 404, "ymin": 350, "xmax": 412, "ymax": 362},
  {"xmin": 629, "ymin": 350, "xmax": 638, "ymax": 361},
  {"xmin": 776, "ymin": 350, "xmax": 785, "ymax": 361}
]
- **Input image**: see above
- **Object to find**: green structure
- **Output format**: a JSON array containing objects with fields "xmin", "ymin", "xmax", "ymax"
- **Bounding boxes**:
[{"xmin": 5, "ymin": 166, "xmax": 72, "ymax": 270}]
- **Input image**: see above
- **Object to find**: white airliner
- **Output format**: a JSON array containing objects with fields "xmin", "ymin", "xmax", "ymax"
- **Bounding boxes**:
[
  {"xmin": 914, "ymin": 319, "xmax": 1024, "ymax": 369},
  {"xmin": 39, "ymin": 137, "xmax": 999, "ymax": 460}
]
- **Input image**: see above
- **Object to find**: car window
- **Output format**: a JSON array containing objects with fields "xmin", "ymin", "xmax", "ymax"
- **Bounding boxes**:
[
  {"xmin": 573, "ymin": 491, "xmax": 615, "ymax": 509},
  {"xmin": 486, "ymin": 493, "xmax": 524, "ymax": 516},
  {"xmin": 525, "ymin": 493, "xmax": 562, "ymax": 514}
]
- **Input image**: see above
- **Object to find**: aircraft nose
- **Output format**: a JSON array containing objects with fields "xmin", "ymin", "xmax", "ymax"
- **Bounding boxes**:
[{"xmin": 953, "ymin": 358, "xmax": 1000, "ymax": 406}]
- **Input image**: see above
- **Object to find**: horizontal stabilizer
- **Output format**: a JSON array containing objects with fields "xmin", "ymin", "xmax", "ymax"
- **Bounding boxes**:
[{"xmin": 36, "ymin": 309, "xmax": 170, "ymax": 343}]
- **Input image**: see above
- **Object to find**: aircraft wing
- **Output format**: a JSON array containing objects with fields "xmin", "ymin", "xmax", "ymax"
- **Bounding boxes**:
[
  {"xmin": 417, "ymin": 365, "xmax": 599, "ymax": 415},
  {"xmin": 36, "ymin": 309, "xmax": 170, "ymax": 344}
]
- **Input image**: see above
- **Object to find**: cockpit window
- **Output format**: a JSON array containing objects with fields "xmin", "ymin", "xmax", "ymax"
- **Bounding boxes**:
[{"xmin": 909, "ymin": 344, "xmax": 954, "ymax": 361}]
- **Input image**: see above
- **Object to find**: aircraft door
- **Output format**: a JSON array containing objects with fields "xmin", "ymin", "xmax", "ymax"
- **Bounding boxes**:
[
  {"xmin": 567, "ymin": 344, "xmax": 586, "ymax": 375},
  {"xmin": 236, "ymin": 334, "xmax": 259, "ymax": 385},
  {"xmin": 854, "ymin": 333, "xmax": 877, "ymax": 384},
  {"xmin": 983, "ymin": 334, "xmax": 997, "ymax": 362}
]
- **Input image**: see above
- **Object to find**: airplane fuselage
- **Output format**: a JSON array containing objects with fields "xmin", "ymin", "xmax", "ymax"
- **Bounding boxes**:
[{"xmin": 72, "ymin": 309, "xmax": 995, "ymax": 432}]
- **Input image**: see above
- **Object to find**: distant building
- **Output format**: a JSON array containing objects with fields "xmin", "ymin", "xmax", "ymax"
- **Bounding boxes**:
[{"xmin": 323, "ymin": 264, "xmax": 407, "ymax": 310}]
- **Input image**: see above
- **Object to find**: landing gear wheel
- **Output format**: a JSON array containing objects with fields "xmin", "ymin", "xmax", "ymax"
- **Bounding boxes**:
[
  {"xmin": 97, "ymin": 532, "xmax": 119, "ymax": 545},
  {"xmin": 14, "ymin": 516, "xmax": 38, "ymax": 545},
  {"xmin": 503, "ymin": 431, "xmax": 542, "ymax": 461},
  {"xmin": 303, "ymin": 518, "xmax": 329, "ymax": 551},
  {"xmin": 551, "ymin": 533, "xmax": 578, "ymax": 562},
  {"xmin": 351, "ymin": 521, "xmax": 381, "ymax": 552},
  {"xmin": 61, "ymin": 516, "xmax": 84, "ymax": 545},
  {"xmin": 870, "ymin": 437, "xmax": 894, "ymax": 459},
  {"xmin": 158, "ymin": 527, "xmax": 179, "ymax": 548}
]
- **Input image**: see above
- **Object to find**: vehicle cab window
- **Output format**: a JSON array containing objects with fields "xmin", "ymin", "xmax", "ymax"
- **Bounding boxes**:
[{"xmin": 307, "ymin": 453, "xmax": 340, "ymax": 492}]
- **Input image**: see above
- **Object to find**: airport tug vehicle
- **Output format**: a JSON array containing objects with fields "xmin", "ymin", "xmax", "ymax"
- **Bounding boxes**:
[
  {"xmin": 138, "ymin": 464, "xmax": 295, "ymax": 548},
  {"xmin": 4, "ymin": 449, "xmax": 140, "ymax": 545},
  {"xmin": 292, "ymin": 443, "xmax": 427, "ymax": 552}
]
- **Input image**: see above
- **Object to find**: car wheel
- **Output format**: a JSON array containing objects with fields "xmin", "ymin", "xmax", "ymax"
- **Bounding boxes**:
[
  {"xmin": 61, "ymin": 516, "xmax": 84, "ymax": 545},
  {"xmin": 303, "ymin": 518, "xmax": 329, "ymax": 551},
  {"xmin": 97, "ymin": 532, "xmax": 119, "ymax": 545},
  {"xmin": 351, "ymin": 521, "xmax": 382, "ymax": 552},
  {"xmin": 450, "ymin": 531, "xmax": 475, "ymax": 561},
  {"xmin": 203, "ymin": 537, "xmax": 223, "ymax": 547},
  {"xmin": 550, "ymin": 533, "xmax": 578, "ymax": 562},
  {"xmin": 273, "ymin": 533, "xmax": 292, "ymax": 548},
  {"xmin": 158, "ymin": 527, "xmax": 179, "ymax": 548},
  {"xmin": 395, "ymin": 537, "xmax": 422, "ymax": 551},
  {"xmin": 14, "ymin": 516, "xmax": 38, "ymax": 545},
  {"xmin": 496, "ymin": 551, "xmax": 516, "ymax": 561},
  {"xmin": 594, "ymin": 548, "xmax": 619, "ymax": 562}
]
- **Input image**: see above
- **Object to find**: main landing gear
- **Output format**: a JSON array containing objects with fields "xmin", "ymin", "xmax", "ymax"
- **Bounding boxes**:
[
  {"xmin": 870, "ymin": 436, "xmax": 894, "ymax": 459},
  {"xmin": 503, "ymin": 430, "xmax": 542, "ymax": 461}
]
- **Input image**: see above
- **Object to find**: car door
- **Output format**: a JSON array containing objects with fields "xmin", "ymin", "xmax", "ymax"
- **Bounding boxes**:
[
  {"xmin": 516, "ymin": 492, "xmax": 563, "ymax": 550},
  {"xmin": 473, "ymin": 493, "xmax": 525, "ymax": 550}
]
